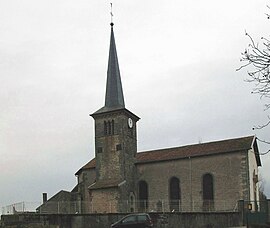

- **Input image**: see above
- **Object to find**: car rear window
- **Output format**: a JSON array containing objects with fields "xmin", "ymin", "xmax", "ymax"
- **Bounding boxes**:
[
  {"xmin": 138, "ymin": 215, "xmax": 148, "ymax": 222},
  {"xmin": 122, "ymin": 215, "xmax": 136, "ymax": 224}
]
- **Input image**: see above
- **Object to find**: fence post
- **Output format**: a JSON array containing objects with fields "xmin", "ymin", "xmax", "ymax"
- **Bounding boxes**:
[
  {"xmin": 110, "ymin": 201, "xmax": 112, "ymax": 213},
  {"xmin": 127, "ymin": 200, "xmax": 129, "ymax": 213},
  {"xmin": 144, "ymin": 200, "xmax": 146, "ymax": 212}
]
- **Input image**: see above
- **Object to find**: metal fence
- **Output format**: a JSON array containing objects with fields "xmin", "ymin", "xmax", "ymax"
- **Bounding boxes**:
[
  {"xmin": 123, "ymin": 200, "xmax": 238, "ymax": 213},
  {"xmin": 2, "ymin": 202, "xmax": 41, "ymax": 215},
  {"xmin": 37, "ymin": 201, "xmax": 82, "ymax": 214},
  {"xmin": 136, "ymin": 200, "xmax": 238, "ymax": 213},
  {"xmin": 2, "ymin": 199, "xmax": 240, "ymax": 215}
]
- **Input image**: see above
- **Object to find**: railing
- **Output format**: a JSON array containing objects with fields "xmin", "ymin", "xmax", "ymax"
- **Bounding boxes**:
[
  {"xmin": 132, "ymin": 200, "xmax": 237, "ymax": 213},
  {"xmin": 2, "ymin": 202, "xmax": 41, "ymax": 215},
  {"xmin": 2, "ymin": 199, "xmax": 240, "ymax": 215}
]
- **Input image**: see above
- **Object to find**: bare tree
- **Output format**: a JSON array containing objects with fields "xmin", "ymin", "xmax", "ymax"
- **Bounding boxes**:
[
  {"xmin": 238, "ymin": 32, "xmax": 270, "ymax": 105},
  {"xmin": 237, "ymin": 7, "xmax": 270, "ymax": 155}
]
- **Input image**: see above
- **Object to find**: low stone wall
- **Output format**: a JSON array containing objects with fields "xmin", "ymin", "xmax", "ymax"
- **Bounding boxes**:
[{"xmin": 1, "ymin": 212, "xmax": 243, "ymax": 228}]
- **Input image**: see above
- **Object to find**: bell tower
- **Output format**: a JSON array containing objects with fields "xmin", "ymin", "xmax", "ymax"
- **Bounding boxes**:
[{"xmin": 89, "ymin": 23, "xmax": 139, "ymax": 212}]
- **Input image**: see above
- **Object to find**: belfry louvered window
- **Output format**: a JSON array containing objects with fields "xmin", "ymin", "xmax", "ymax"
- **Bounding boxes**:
[
  {"xmin": 104, "ymin": 120, "xmax": 115, "ymax": 135},
  {"xmin": 104, "ymin": 121, "xmax": 107, "ymax": 135}
]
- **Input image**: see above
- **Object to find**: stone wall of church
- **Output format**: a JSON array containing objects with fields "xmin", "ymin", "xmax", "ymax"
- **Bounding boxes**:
[
  {"xmin": 77, "ymin": 168, "xmax": 96, "ymax": 213},
  {"xmin": 136, "ymin": 150, "xmax": 248, "ymax": 212},
  {"xmin": 93, "ymin": 111, "xmax": 137, "ymax": 183},
  {"xmin": 90, "ymin": 188, "xmax": 120, "ymax": 213}
]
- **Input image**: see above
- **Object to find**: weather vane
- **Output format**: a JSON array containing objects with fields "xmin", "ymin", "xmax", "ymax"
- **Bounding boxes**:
[{"xmin": 110, "ymin": 3, "xmax": 114, "ymax": 25}]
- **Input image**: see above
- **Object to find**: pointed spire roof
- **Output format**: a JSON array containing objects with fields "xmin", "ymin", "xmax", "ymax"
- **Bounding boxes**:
[
  {"xmin": 105, "ymin": 23, "xmax": 125, "ymax": 108},
  {"xmin": 93, "ymin": 23, "xmax": 125, "ymax": 115}
]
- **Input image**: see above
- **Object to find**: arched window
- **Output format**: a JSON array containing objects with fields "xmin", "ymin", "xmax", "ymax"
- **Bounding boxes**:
[
  {"xmin": 169, "ymin": 177, "xmax": 180, "ymax": 211},
  {"xmin": 138, "ymin": 181, "xmax": 148, "ymax": 212},
  {"xmin": 202, "ymin": 173, "xmax": 214, "ymax": 211}
]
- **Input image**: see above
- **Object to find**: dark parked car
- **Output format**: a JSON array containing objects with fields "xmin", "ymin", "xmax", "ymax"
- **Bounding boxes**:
[{"xmin": 111, "ymin": 213, "xmax": 153, "ymax": 228}]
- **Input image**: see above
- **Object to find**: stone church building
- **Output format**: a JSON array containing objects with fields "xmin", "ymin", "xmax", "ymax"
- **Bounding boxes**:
[{"xmin": 39, "ymin": 23, "xmax": 262, "ymax": 214}]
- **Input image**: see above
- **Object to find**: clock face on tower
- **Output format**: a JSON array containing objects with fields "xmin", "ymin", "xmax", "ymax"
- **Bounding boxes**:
[{"xmin": 128, "ymin": 118, "xmax": 133, "ymax": 128}]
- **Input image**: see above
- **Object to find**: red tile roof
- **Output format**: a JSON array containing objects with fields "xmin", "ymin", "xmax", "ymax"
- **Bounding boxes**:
[
  {"xmin": 75, "ymin": 159, "xmax": 95, "ymax": 175},
  {"xmin": 136, "ymin": 135, "xmax": 256, "ymax": 164},
  {"xmin": 75, "ymin": 135, "xmax": 260, "ymax": 175}
]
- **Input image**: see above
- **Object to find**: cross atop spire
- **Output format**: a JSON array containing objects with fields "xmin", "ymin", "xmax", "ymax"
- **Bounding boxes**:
[{"xmin": 110, "ymin": 3, "xmax": 113, "ymax": 25}]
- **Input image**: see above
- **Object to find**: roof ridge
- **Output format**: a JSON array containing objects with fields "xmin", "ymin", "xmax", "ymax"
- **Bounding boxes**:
[{"xmin": 138, "ymin": 135, "xmax": 255, "ymax": 154}]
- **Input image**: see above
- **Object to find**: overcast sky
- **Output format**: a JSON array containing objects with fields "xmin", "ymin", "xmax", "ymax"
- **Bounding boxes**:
[{"xmin": 0, "ymin": 0, "xmax": 269, "ymax": 211}]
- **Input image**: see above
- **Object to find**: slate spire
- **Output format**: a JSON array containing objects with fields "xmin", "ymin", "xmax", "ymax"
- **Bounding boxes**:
[
  {"xmin": 92, "ymin": 22, "xmax": 131, "ymax": 115},
  {"xmin": 104, "ymin": 23, "xmax": 125, "ymax": 109}
]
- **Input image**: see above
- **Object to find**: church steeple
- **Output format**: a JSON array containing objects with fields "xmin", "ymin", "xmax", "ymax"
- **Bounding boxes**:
[
  {"xmin": 93, "ymin": 23, "xmax": 125, "ymax": 114},
  {"xmin": 89, "ymin": 21, "xmax": 140, "ymax": 213},
  {"xmin": 105, "ymin": 23, "xmax": 125, "ymax": 109}
]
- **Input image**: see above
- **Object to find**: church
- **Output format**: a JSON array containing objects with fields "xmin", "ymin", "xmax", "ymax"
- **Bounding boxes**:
[{"xmin": 38, "ymin": 22, "xmax": 262, "ymax": 214}]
